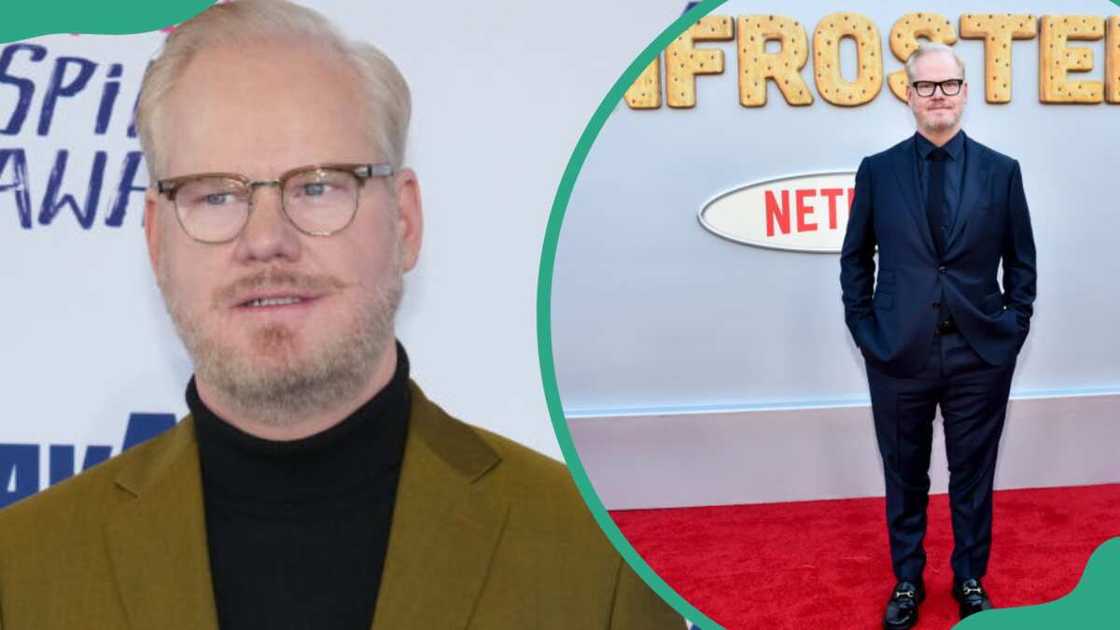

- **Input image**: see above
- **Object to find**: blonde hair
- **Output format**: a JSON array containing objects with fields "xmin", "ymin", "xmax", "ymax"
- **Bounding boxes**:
[
  {"xmin": 904, "ymin": 42, "xmax": 966, "ymax": 84},
  {"xmin": 135, "ymin": 0, "xmax": 411, "ymax": 179}
]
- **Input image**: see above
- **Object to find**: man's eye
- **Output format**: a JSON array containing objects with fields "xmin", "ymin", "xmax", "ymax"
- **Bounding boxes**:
[
  {"xmin": 203, "ymin": 192, "xmax": 233, "ymax": 206},
  {"xmin": 301, "ymin": 183, "xmax": 328, "ymax": 196}
]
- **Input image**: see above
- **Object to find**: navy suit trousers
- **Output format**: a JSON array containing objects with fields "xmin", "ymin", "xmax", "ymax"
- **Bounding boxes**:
[{"xmin": 865, "ymin": 331, "xmax": 1015, "ymax": 582}]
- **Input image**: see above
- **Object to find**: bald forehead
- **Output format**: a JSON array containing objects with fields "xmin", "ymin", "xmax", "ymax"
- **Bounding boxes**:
[
  {"xmin": 159, "ymin": 39, "xmax": 374, "ymax": 178},
  {"xmin": 910, "ymin": 50, "xmax": 965, "ymax": 81}
]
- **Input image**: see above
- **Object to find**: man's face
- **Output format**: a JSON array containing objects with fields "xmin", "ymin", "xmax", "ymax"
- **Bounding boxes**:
[
  {"xmin": 144, "ymin": 40, "xmax": 422, "ymax": 423},
  {"xmin": 907, "ymin": 51, "xmax": 968, "ymax": 135}
]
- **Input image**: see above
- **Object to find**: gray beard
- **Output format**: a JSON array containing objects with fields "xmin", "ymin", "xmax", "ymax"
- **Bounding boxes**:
[
  {"xmin": 921, "ymin": 111, "xmax": 961, "ymax": 134},
  {"xmin": 158, "ymin": 257, "xmax": 403, "ymax": 428}
]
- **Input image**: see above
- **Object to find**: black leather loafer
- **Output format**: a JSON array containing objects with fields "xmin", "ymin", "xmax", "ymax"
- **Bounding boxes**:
[
  {"xmin": 883, "ymin": 580, "xmax": 925, "ymax": 629},
  {"xmin": 953, "ymin": 578, "xmax": 994, "ymax": 619}
]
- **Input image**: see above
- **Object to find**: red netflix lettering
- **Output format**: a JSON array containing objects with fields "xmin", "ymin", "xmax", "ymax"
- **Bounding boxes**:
[
  {"xmin": 765, "ymin": 189, "xmax": 790, "ymax": 236},
  {"xmin": 820, "ymin": 188, "xmax": 843, "ymax": 230},
  {"xmin": 796, "ymin": 188, "xmax": 817, "ymax": 232}
]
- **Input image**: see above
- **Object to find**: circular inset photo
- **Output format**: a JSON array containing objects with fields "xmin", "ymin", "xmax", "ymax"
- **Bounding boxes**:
[{"xmin": 540, "ymin": 1, "xmax": 1120, "ymax": 628}]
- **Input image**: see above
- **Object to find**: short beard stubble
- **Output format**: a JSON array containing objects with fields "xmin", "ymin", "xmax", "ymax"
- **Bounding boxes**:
[{"xmin": 157, "ymin": 236, "xmax": 403, "ymax": 429}]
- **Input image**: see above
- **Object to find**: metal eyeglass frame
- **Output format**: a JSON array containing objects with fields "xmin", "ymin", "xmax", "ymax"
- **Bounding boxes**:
[
  {"xmin": 910, "ymin": 79, "xmax": 964, "ymax": 97},
  {"xmin": 155, "ymin": 162, "xmax": 395, "ymax": 244}
]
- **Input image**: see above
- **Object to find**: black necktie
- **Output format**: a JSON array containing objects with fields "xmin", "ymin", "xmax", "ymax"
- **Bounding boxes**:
[{"xmin": 926, "ymin": 148, "xmax": 948, "ymax": 256}]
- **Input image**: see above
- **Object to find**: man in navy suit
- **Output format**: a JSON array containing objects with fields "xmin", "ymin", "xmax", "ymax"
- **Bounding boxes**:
[{"xmin": 840, "ymin": 43, "xmax": 1036, "ymax": 629}]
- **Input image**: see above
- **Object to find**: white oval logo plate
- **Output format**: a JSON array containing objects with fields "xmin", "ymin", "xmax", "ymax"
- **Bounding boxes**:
[{"xmin": 699, "ymin": 172, "xmax": 856, "ymax": 253}]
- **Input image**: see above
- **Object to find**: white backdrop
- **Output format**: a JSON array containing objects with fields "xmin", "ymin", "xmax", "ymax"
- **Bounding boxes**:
[{"xmin": 0, "ymin": 0, "xmax": 686, "ymax": 507}]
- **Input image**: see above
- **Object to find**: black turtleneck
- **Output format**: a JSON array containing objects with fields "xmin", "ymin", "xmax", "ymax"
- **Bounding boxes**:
[{"xmin": 188, "ymin": 346, "xmax": 410, "ymax": 630}]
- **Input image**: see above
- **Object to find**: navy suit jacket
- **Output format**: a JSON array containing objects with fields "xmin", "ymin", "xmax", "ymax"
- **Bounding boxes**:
[{"xmin": 840, "ymin": 132, "xmax": 1037, "ymax": 377}]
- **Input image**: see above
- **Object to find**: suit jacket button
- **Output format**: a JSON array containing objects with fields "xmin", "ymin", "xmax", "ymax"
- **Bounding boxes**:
[{"xmin": 938, "ymin": 266, "xmax": 947, "ymax": 273}]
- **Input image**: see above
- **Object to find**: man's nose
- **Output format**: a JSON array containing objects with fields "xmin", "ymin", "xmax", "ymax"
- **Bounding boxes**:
[{"xmin": 233, "ymin": 184, "xmax": 302, "ymax": 264}]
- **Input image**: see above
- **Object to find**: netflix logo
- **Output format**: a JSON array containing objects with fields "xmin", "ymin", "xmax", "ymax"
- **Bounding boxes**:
[{"xmin": 698, "ymin": 172, "xmax": 856, "ymax": 253}]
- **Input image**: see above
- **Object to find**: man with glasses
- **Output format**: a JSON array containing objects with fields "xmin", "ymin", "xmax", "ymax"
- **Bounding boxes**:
[
  {"xmin": 0, "ymin": 2, "xmax": 681, "ymax": 629},
  {"xmin": 840, "ymin": 43, "xmax": 1036, "ymax": 629}
]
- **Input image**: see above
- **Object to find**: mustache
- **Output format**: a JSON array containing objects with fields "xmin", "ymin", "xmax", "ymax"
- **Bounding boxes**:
[{"xmin": 214, "ymin": 268, "xmax": 348, "ymax": 306}]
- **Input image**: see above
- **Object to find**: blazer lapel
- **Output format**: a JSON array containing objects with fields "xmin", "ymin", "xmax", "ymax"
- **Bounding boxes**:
[
  {"xmin": 371, "ymin": 383, "xmax": 508, "ymax": 630},
  {"xmin": 103, "ymin": 418, "xmax": 219, "ymax": 630},
  {"xmin": 947, "ymin": 134, "xmax": 992, "ymax": 250},
  {"xmin": 888, "ymin": 137, "xmax": 937, "ymax": 255}
]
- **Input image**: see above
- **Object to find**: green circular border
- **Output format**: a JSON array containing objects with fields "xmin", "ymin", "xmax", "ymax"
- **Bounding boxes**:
[
  {"xmin": 536, "ymin": 2, "xmax": 1120, "ymax": 628},
  {"xmin": 536, "ymin": 1, "xmax": 728, "ymax": 627},
  {"xmin": 0, "ymin": 0, "xmax": 211, "ymax": 42}
]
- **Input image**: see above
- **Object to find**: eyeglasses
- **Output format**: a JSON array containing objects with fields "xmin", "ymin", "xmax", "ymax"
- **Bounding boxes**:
[
  {"xmin": 910, "ymin": 79, "xmax": 963, "ymax": 97},
  {"xmin": 156, "ymin": 162, "xmax": 394, "ymax": 244}
]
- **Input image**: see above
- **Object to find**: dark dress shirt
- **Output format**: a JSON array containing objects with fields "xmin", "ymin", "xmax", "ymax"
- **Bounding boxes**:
[{"xmin": 915, "ymin": 129, "xmax": 966, "ymax": 236}]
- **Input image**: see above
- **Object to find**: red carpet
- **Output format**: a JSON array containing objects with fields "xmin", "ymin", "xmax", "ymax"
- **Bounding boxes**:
[{"xmin": 611, "ymin": 484, "xmax": 1120, "ymax": 629}]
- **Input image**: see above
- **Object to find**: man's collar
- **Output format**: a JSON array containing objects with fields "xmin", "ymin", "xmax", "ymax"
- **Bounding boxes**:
[
  {"xmin": 371, "ymin": 381, "xmax": 506, "ymax": 628},
  {"xmin": 914, "ymin": 129, "xmax": 965, "ymax": 160},
  {"xmin": 188, "ymin": 342, "xmax": 412, "ymax": 504},
  {"xmin": 105, "ymin": 373, "xmax": 504, "ymax": 630}
]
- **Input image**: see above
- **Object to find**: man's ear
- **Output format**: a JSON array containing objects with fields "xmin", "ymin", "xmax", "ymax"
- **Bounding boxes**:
[
  {"xmin": 393, "ymin": 167, "xmax": 423, "ymax": 272},
  {"xmin": 144, "ymin": 187, "xmax": 161, "ymax": 275}
]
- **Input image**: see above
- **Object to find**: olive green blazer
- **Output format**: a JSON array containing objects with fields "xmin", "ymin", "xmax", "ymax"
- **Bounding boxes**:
[{"xmin": 0, "ymin": 383, "xmax": 681, "ymax": 629}]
